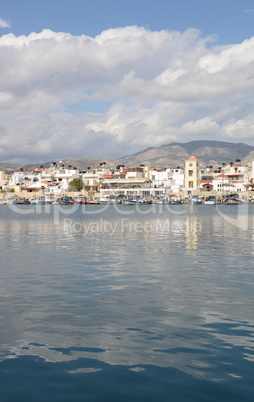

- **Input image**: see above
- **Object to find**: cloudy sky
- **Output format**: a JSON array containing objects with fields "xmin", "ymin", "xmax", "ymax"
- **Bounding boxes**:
[{"xmin": 1, "ymin": 0, "xmax": 254, "ymax": 163}]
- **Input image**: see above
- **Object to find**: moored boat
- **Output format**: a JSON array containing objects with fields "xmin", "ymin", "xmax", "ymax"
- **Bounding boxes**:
[
  {"xmin": 73, "ymin": 196, "xmax": 86, "ymax": 204},
  {"xmin": 2, "ymin": 194, "xmax": 18, "ymax": 204},
  {"xmin": 59, "ymin": 197, "xmax": 73, "ymax": 205},
  {"xmin": 169, "ymin": 196, "xmax": 184, "ymax": 204},
  {"xmin": 99, "ymin": 195, "xmax": 117, "ymax": 204},
  {"xmin": 30, "ymin": 195, "xmax": 53, "ymax": 205},
  {"xmin": 86, "ymin": 199, "xmax": 100, "ymax": 204},
  {"xmin": 190, "ymin": 195, "xmax": 202, "ymax": 205},
  {"xmin": 123, "ymin": 195, "xmax": 143, "ymax": 205},
  {"xmin": 204, "ymin": 195, "xmax": 218, "ymax": 205},
  {"xmin": 15, "ymin": 198, "xmax": 31, "ymax": 205},
  {"xmin": 224, "ymin": 194, "xmax": 244, "ymax": 205}
]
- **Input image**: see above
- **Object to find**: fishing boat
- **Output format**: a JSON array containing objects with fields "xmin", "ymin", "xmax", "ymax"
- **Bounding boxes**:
[
  {"xmin": 86, "ymin": 199, "xmax": 100, "ymax": 204},
  {"xmin": 99, "ymin": 195, "xmax": 117, "ymax": 204},
  {"xmin": 224, "ymin": 194, "xmax": 244, "ymax": 205},
  {"xmin": 204, "ymin": 195, "xmax": 218, "ymax": 205},
  {"xmin": 73, "ymin": 196, "xmax": 86, "ymax": 204},
  {"xmin": 30, "ymin": 195, "xmax": 53, "ymax": 205},
  {"xmin": 190, "ymin": 195, "xmax": 202, "ymax": 205},
  {"xmin": 2, "ymin": 194, "xmax": 18, "ymax": 204},
  {"xmin": 123, "ymin": 195, "xmax": 143, "ymax": 205},
  {"xmin": 170, "ymin": 200, "xmax": 184, "ymax": 205},
  {"xmin": 59, "ymin": 197, "xmax": 73, "ymax": 205},
  {"xmin": 15, "ymin": 198, "xmax": 31, "ymax": 205},
  {"xmin": 169, "ymin": 196, "xmax": 184, "ymax": 205}
]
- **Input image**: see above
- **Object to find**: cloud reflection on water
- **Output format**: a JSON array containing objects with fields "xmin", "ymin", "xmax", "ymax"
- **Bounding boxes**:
[{"xmin": 0, "ymin": 206, "xmax": 254, "ymax": 380}]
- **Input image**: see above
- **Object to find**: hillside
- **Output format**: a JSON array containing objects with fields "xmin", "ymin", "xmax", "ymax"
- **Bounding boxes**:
[
  {"xmin": 113, "ymin": 141, "xmax": 254, "ymax": 168},
  {"xmin": 1, "ymin": 141, "xmax": 254, "ymax": 172},
  {"xmin": 22, "ymin": 158, "xmax": 114, "ymax": 172}
]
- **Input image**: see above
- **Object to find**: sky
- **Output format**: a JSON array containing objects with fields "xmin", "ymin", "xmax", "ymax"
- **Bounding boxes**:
[{"xmin": 1, "ymin": 0, "xmax": 254, "ymax": 163}]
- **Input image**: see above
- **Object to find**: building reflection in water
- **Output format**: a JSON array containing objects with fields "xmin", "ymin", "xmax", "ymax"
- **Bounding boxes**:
[{"xmin": 185, "ymin": 216, "xmax": 201, "ymax": 251}]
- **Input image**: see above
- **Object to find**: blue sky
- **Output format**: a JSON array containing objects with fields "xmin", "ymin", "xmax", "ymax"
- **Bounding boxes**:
[
  {"xmin": 2, "ymin": 0, "xmax": 254, "ymax": 43},
  {"xmin": 0, "ymin": 0, "xmax": 254, "ymax": 163}
]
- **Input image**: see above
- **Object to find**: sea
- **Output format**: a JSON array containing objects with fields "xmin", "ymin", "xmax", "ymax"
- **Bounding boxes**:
[{"xmin": 0, "ymin": 202, "xmax": 254, "ymax": 401}]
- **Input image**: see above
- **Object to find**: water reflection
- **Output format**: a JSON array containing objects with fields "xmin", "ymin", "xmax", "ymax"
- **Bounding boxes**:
[
  {"xmin": 0, "ymin": 206, "xmax": 254, "ymax": 385},
  {"xmin": 185, "ymin": 217, "xmax": 201, "ymax": 251}
]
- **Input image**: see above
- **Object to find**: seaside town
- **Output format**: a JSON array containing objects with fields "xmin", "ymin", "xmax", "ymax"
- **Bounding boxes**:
[{"xmin": 0, "ymin": 156, "xmax": 254, "ymax": 205}]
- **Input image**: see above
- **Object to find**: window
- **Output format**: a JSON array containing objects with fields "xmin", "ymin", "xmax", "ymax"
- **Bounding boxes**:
[{"xmin": 189, "ymin": 170, "xmax": 193, "ymax": 176}]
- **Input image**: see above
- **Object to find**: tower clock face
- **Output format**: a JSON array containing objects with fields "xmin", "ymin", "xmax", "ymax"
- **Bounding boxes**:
[{"xmin": 189, "ymin": 163, "xmax": 193, "ymax": 167}]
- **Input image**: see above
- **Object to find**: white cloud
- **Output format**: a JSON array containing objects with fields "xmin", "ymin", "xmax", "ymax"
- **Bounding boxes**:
[
  {"xmin": 0, "ymin": 17, "xmax": 10, "ymax": 28},
  {"xmin": 221, "ymin": 114, "xmax": 254, "ymax": 139},
  {"xmin": 0, "ymin": 26, "xmax": 254, "ymax": 163}
]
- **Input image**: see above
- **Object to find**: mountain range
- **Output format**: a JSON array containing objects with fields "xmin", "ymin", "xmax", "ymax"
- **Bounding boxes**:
[
  {"xmin": 1, "ymin": 140, "xmax": 254, "ymax": 173},
  {"xmin": 113, "ymin": 141, "xmax": 254, "ymax": 168}
]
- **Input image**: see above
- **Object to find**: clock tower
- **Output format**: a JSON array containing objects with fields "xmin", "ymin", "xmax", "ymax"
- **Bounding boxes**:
[{"xmin": 185, "ymin": 156, "xmax": 200, "ymax": 191}]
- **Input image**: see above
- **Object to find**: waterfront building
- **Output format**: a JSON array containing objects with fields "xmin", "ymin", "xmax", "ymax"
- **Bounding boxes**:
[
  {"xmin": 20, "ymin": 181, "xmax": 56, "ymax": 193},
  {"xmin": 7, "ymin": 162, "xmax": 81, "ymax": 193},
  {"xmin": 149, "ymin": 167, "xmax": 184, "ymax": 193},
  {"xmin": 185, "ymin": 156, "xmax": 200, "ymax": 193},
  {"xmin": 126, "ymin": 166, "xmax": 149, "ymax": 180},
  {"xmin": 211, "ymin": 162, "xmax": 249, "ymax": 193},
  {"xmin": 4, "ymin": 157, "xmax": 254, "ymax": 199},
  {"xmin": 223, "ymin": 162, "xmax": 248, "ymax": 186},
  {"xmin": 9, "ymin": 171, "xmax": 25, "ymax": 186},
  {"xmin": 170, "ymin": 168, "xmax": 185, "ymax": 193},
  {"xmin": 200, "ymin": 179, "xmax": 213, "ymax": 192},
  {"xmin": 39, "ymin": 164, "xmax": 80, "ymax": 191},
  {"xmin": 149, "ymin": 168, "xmax": 171, "ymax": 188},
  {"xmin": 212, "ymin": 173, "xmax": 233, "ymax": 193},
  {"xmin": 100, "ymin": 165, "xmax": 166, "ymax": 198},
  {"xmin": 0, "ymin": 171, "xmax": 11, "ymax": 189},
  {"xmin": 81, "ymin": 168, "xmax": 112, "ymax": 192},
  {"xmin": 9, "ymin": 169, "xmax": 43, "ymax": 186}
]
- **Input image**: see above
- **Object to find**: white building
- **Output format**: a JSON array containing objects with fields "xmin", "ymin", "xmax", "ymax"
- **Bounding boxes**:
[
  {"xmin": 9, "ymin": 169, "xmax": 44, "ymax": 186},
  {"xmin": 212, "ymin": 174, "xmax": 233, "ymax": 192},
  {"xmin": 38, "ymin": 164, "xmax": 80, "ymax": 191},
  {"xmin": 8, "ymin": 162, "xmax": 81, "ymax": 193},
  {"xmin": 9, "ymin": 171, "xmax": 25, "ymax": 186},
  {"xmin": 149, "ymin": 168, "xmax": 184, "ymax": 193},
  {"xmin": 81, "ymin": 168, "xmax": 111, "ymax": 188},
  {"xmin": 21, "ymin": 181, "xmax": 56, "ymax": 193},
  {"xmin": 0, "ymin": 171, "xmax": 11, "ymax": 190},
  {"xmin": 169, "ymin": 168, "xmax": 185, "ymax": 193},
  {"xmin": 149, "ymin": 169, "xmax": 170, "ymax": 188}
]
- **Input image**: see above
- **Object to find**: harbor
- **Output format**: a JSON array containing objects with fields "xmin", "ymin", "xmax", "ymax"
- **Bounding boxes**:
[
  {"xmin": 0, "ymin": 193, "xmax": 250, "ymax": 205},
  {"xmin": 0, "ymin": 156, "xmax": 254, "ymax": 207}
]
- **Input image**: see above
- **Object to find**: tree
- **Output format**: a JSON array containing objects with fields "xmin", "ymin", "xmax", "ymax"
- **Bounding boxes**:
[{"xmin": 68, "ymin": 178, "xmax": 84, "ymax": 191}]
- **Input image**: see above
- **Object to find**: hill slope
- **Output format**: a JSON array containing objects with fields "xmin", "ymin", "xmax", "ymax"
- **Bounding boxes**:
[
  {"xmin": 113, "ymin": 141, "xmax": 254, "ymax": 168},
  {"xmin": 1, "ymin": 141, "xmax": 254, "ymax": 172}
]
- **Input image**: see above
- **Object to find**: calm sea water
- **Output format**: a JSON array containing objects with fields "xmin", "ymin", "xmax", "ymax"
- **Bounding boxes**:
[{"xmin": 0, "ymin": 203, "xmax": 254, "ymax": 401}]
